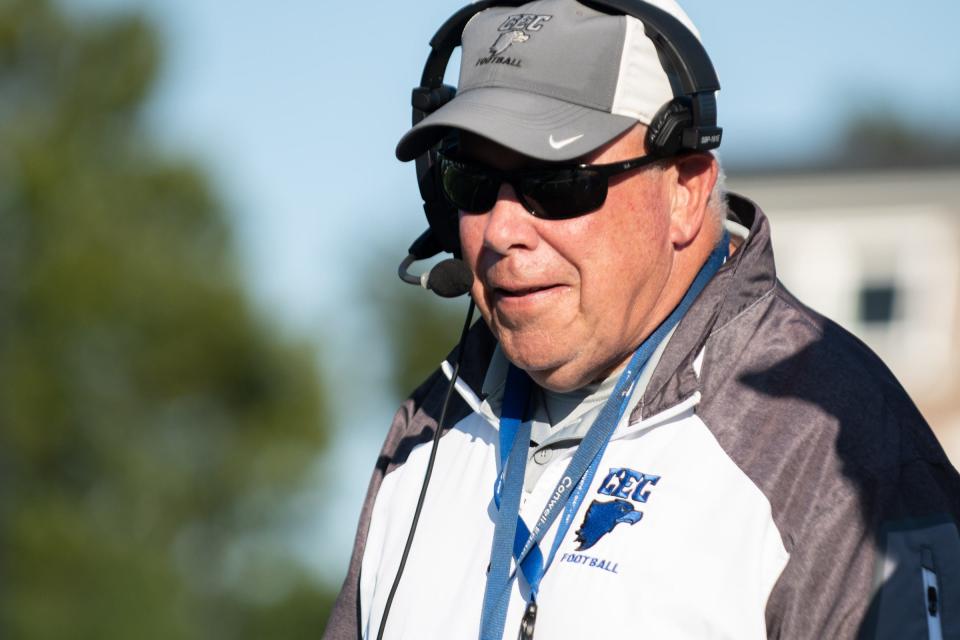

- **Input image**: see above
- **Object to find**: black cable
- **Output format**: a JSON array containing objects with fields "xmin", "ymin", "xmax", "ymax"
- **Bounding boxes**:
[{"xmin": 376, "ymin": 298, "xmax": 476, "ymax": 640}]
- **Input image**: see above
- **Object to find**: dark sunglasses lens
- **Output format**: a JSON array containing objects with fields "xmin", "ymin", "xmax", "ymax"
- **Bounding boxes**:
[
  {"xmin": 521, "ymin": 170, "xmax": 607, "ymax": 219},
  {"xmin": 439, "ymin": 159, "xmax": 499, "ymax": 213}
]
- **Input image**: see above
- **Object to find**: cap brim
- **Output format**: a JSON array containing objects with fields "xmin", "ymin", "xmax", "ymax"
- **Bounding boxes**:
[{"xmin": 395, "ymin": 87, "xmax": 637, "ymax": 162}]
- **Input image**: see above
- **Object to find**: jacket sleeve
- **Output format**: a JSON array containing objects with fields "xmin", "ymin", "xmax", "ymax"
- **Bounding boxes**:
[
  {"xmin": 323, "ymin": 324, "xmax": 494, "ymax": 638},
  {"xmin": 323, "ymin": 358, "xmax": 468, "ymax": 639},
  {"xmin": 764, "ymin": 438, "xmax": 960, "ymax": 639},
  {"xmin": 322, "ymin": 396, "xmax": 420, "ymax": 640}
]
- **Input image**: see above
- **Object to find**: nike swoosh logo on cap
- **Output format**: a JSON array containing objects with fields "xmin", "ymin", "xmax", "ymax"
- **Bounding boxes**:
[{"xmin": 548, "ymin": 133, "xmax": 584, "ymax": 150}]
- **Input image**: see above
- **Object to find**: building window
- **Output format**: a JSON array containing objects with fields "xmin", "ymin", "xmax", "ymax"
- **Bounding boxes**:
[{"xmin": 858, "ymin": 281, "xmax": 898, "ymax": 325}]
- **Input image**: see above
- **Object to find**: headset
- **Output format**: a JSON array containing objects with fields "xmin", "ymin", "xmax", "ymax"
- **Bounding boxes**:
[
  {"xmin": 401, "ymin": 0, "xmax": 722, "ymax": 268},
  {"xmin": 380, "ymin": 2, "xmax": 721, "ymax": 637}
]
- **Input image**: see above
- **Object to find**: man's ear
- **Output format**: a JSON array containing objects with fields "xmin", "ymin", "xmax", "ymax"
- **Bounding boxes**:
[{"xmin": 668, "ymin": 153, "xmax": 718, "ymax": 249}]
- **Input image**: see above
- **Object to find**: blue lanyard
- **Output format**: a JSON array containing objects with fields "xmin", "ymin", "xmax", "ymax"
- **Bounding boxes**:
[
  {"xmin": 479, "ymin": 232, "xmax": 729, "ymax": 640},
  {"xmin": 491, "ymin": 367, "xmax": 545, "ymax": 588}
]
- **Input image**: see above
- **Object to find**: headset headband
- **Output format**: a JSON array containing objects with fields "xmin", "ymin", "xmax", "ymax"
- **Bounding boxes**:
[{"xmin": 414, "ymin": 0, "xmax": 719, "ymax": 126}]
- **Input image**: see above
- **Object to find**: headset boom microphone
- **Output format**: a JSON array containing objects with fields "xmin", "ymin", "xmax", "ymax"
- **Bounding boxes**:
[{"xmin": 398, "ymin": 254, "xmax": 474, "ymax": 297}]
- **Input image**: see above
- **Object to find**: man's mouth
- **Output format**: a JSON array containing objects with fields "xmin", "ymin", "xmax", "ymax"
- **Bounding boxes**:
[
  {"xmin": 497, "ymin": 285, "xmax": 552, "ymax": 296},
  {"xmin": 492, "ymin": 283, "xmax": 564, "ymax": 300}
]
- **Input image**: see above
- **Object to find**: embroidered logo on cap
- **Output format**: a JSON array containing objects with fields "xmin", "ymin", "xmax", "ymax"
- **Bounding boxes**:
[
  {"xmin": 490, "ymin": 30, "xmax": 529, "ymax": 56},
  {"xmin": 476, "ymin": 14, "xmax": 552, "ymax": 68},
  {"xmin": 548, "ymin": 133, "xmax": 584, "ymax": 150}
]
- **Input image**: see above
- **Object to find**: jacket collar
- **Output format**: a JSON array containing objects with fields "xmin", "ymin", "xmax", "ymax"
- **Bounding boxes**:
[{"xmin": 637, "ymin": 193, "xmax": 778, "ymax": 418}]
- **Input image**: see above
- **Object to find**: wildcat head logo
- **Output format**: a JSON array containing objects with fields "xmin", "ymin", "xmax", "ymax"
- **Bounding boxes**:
[
  {"xmin": 571, "ymin": 468, "xmax": 662, "ymax": 551},
  {"xmin": 574, "ymin": 499, "xmax": 642, "ymax": 550},
  {"xmin": 489, "ymin": 30, "xmax": 529, "ymax": 56},
  {"xmin": 476, "ymin": 14, "xmax": 552, "ymax": 68}
]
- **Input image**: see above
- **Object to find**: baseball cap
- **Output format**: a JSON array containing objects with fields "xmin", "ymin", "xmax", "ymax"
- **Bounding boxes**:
[{"xmin": 395, "ymin": 0, "xmax": 702, "ymax": 163}]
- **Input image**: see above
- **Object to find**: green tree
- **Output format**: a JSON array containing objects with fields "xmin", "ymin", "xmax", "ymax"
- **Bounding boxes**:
[
  {"xmin": 834, "ymin": 110, "xmax": 960, "ymax": 169},
  {"xmin": 0, "ymin": 0, "xmax": 335, "ymax": 637},
  {"xmin": 366, "ymin": 256, "xmax": 468, "ymax": 403}
]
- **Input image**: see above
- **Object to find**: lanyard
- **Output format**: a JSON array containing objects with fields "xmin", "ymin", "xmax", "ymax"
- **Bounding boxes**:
[
  {"xmin": 491, "ymin": 367, "xmax": 545, "ymax": 588},
  {"xmin": 479, "ymin": 232, "xmax": 729, "ymax": 640}
]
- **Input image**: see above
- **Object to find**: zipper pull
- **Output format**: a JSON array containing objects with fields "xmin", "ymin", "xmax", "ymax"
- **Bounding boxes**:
[
  {"xmin": 517, "ymin": 601, "xmax": 537, "ymax": 640},
  {"xmin": 921, "ymin": 565, "xmax": 943, "ymax": 640}
]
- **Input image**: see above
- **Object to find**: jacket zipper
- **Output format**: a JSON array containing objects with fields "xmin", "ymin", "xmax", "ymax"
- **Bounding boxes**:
[{"xmin": 922, "ymin": 565, "xmax": 943, "ymax": 640}]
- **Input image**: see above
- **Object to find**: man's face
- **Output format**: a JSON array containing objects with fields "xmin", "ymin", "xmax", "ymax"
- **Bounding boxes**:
[{"xmin": 459, "ymin": 126, "xmax": 682, "ymax": 392}]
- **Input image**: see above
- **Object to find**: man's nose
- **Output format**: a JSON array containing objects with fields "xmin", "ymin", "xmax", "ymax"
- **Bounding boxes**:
[{"xmin": 482, "ymin": 183, "xmax": 540, "ymax": 255}]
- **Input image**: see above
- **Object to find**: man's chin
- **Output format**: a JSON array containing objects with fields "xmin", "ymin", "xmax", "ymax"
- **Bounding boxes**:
[
  {"xmin": 528, "ymin": 365, "xmax": 602, "ymax": 394},
  {"xmin": 498, "ymin": 346, "xmax": 591, "ymax": 393}
]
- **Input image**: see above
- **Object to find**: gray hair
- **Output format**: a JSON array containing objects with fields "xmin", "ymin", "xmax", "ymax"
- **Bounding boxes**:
[
  {"xmin": 643, "ymin": 151, "xmax": 727, "ymax": 232},
  {"xmin": 706, "ymin": 158, "xmax": 728, "ymax": 228}
]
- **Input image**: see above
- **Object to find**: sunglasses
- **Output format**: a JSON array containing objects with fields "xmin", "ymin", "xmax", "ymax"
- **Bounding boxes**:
[{"xmin": 437, "ymin": 149, "xmax": 666, "ymax": 220}]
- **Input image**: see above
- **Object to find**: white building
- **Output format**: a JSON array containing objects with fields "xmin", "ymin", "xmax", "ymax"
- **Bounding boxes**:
[{"xmin": 729, "ymin": 168, "xmax": 960, "ymax": 466}]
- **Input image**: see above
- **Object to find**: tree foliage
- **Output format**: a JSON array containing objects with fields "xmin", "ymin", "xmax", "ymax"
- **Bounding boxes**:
[
  {"xmin": 366, "ymin": 257, "xmax": 467, "ymax": 403},
  {"xmin": 728, "ymin": 109, "xmax": 960, "ymax": 175},
  {"xmin": 0, "ymin": 0, "xmax": 334, "ymax": 636},
  {"xmin": 834, "ymin": 110, "xmax": 960, "ymax": 169}
]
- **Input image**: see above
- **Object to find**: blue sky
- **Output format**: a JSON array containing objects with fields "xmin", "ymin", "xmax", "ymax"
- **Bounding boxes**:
[{"xmin": 65, "ymin": 0, "xmax": 960, "ymax": 584}]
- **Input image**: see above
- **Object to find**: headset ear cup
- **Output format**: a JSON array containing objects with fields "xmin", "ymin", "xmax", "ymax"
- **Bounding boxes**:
[
  {"xmin": 645, "ymin": 97, "xmax": 694, "ymax": 157},
  {"xmin": 417, "ymin": 147, "xmax": 462, "ymax": 257},
  {"xmin": 411, "ymin": 84, "xmax": 461, "ymax": 257}
]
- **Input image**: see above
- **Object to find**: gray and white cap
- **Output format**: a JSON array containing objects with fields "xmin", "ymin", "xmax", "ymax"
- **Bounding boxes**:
[{"xmin": 395, "ymin": 0, "xmax": 702, "ymax": 162}]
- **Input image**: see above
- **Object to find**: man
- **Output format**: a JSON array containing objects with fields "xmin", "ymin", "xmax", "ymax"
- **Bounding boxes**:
[{"xmin": 325, "ymin": 0, "xmax": 960, "ymax": 637}]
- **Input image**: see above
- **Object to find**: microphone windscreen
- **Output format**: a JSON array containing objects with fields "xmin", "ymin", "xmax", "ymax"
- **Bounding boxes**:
[{"xmin": 426, "ymin": 259, "xmax": 474, "ymax": 298}]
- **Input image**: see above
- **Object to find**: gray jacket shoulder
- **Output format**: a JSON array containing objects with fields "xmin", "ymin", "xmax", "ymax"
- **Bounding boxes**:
[{"xmin": 698, "ymin": 273, "xmax": 960, "ymax": 638}]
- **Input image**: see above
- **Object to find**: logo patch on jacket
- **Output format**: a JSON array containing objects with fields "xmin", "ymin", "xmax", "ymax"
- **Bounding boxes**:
[
  {"xmin": 572, "ymin": 467, "xmax": 661, "ymax": 550},
  {"xmin": 598, "ymin": 467, "xmax": 660, "ymax": 502},
  {"xmin": 574, "ymin": 499, "xmax": 641, "ymax": 550}
]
